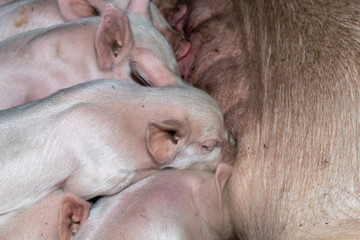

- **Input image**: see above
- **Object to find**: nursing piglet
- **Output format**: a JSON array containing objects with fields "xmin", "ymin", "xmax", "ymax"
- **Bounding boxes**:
[
  {"xmin": 0, "ymin": 78, "xmax": 234, "ymax": 216},
  {"xmin": 90, "ymin": 0, "xmax": 191, "ymax": 60},
  {"xmin": 0, "ymin": 0, "xmax": 190, "ymax": 59},
  {"xmin": 64, "ymin": 163, "xmax": 234, "ymax": 240},
  {"xmin": 0, "ymin": 164, "xmax": 233, "ymax": 239},
  {"xmin": 0, "ymin": 1, "xmax": 179, "ymax": 109}
]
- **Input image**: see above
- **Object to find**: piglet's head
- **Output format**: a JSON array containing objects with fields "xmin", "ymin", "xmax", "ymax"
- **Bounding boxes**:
[{"xmin": 146, "ymin": 87, "xmax": 236, "ymax": 171}]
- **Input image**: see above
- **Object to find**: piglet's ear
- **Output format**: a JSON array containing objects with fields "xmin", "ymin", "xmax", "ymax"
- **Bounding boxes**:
[
  {"xmin": 147, "ymin": 119, "xmax": 189, "ymax": 165},
  {"xmin": 130, "ymin": 49, "xmax": 179, "ymax": 87},
  {"xmin": 58, "ymin": 194, "xmax": 90, "ymax": 240},
  {"xmin": 58, "ymin": 0, "xmax": 98, "ymax": 21},
  {"xmin": 194, "ymin": 163, "xmax": 232, "ymax": 234},
  {"xmin": 95, "ymin": 4, "xmax": 133, "ymax": 71},
  {"xmin": 126, "ymin": 0, "xmax": 150, "ymax": 18}
]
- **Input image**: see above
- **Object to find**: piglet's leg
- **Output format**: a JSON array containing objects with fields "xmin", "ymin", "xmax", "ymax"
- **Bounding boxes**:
[{"xmin": 58, "ymin": 194, "xmax": 90, "ymax": 240}]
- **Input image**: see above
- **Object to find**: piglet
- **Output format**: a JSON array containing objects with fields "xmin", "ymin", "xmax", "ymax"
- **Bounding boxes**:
[
  {"xmin": 0, "ymin": 78, "xmax": 234, "ymax": 216},
  {"xmin": 0, "ymin": 0, "xmax": 190, "ymax": 59},
  {"xmin": 0, "ymin": 164, "xmax": 233, "ymax": 239},
  {"xmin": 90, "ymin": 0, "xmax": 192, "ymax": 60},
  {"xmin": 0, "ymin": 190, "xmax": 90, "ymax": 239},
  {"xmin": 0, "ymin": 1, "xmax": 180, "ymax": 109},
  {"xmin": 66, "ymin": 163, "xmax": 234, "ymax": 240}
]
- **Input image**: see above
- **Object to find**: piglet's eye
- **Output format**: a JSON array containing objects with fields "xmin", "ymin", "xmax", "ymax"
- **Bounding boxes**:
[
  {"xmin": 201, "ymin": 145, "xmax": 214, "ymax": 151},
  {"xmin": 200, "ymin": 139, "xmax": 220, "ymax": 153}
]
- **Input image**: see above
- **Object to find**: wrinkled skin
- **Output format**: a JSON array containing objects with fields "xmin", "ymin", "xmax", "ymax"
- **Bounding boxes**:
[
  {"xmin": 69, "ymin": 164, "xmax": 234, "ymax": 240},
  {"xmin": 0, "ymin": 79, "xmax": 234, "ymax": 218},
  {"xmin": 0, "ymin": 165, "xmax": 233, "ymax": 239},
  {"xmin": 0, "ymin": 0, "xmax": 190, "ymax": 57},
  {"xmin": 152, "ymin": 0, "xmax": 187, "ymax": 34},
  {"xmin": 0, "ymin": 1, "xmax": 180, "ymax": 109},
  {"xmin": 172, "ymin": 0, "xmax": 360, "ymax": 239}
]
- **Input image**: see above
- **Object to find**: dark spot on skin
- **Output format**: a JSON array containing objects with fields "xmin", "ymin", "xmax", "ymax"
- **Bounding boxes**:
[
  {"xmin": 111, "ymin": 85, "xmax": 115, "ymax": 89},
  {"xmin": 190, "ymin": 66, "xmax": 196, "ymax": 72},
  {"xmin": 45, "ymin": 222, "xmax": 48, "ymax": 225},
  {"xmin": 17, "ymin": 47, "xmax": 25, "ymax": 57},
  {"xmin": 41, "ymin": 234, "xmax": 43, "ymax": 236},
  {"xmin": 319, "ymin": 158, "xmax": 330, "ymax": 170},
  {"xmin": 214, "ymin": 49, "xmax": 219, "ymax": 52},
  {"xmin": 264, "ymin": 144, "xmax": 268, "ymax": 149},
  {"xmin": 299, "ymin": 224, "xmax": 303, "ymax": 227},
  {"xmin": 322, "ymin": 159, "xmax": 329, "ymax": 165},
  {"xmin": 108, "ymin": 21, "xmax": 111, "ymax": 23},
  {"xmin": 55, "ymin": 42, "xmax": 61, "ymax": 58},
  {"xmin": 14, "ymin": 18, "xmax": 28, "ymax": 28},
  {"xmin": 140, "ymin": 214, "xmax": 148, "ymax": 219},
  {"xmin": 325, "ymin": 222, "xmax": 328, "ymax": 225},
  {"xmin": 142, "ymin": 105, "xmax": 144, "ymax": 108}
]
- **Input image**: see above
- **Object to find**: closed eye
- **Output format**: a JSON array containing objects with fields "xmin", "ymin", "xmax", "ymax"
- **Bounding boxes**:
[
  {"xmin": 200, "ymin": 139, "xmax": 221, "ymax": 153},
  {"xmin": 130, "ymin": 71, "xmax": 150, "ymax": 86},
  {"xmin": 201, "ymin": 144, "xmax": 215, "ymax": 151}
]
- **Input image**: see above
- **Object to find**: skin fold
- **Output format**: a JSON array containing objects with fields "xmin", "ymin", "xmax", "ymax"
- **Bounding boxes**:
[{"xmin": 169, "ymin": 0, "xmax": 360, "ymax": 239}]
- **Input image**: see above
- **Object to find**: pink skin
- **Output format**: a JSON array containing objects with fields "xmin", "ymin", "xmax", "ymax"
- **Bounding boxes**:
[
  {"xmin": 0, "ymin": 0, "xmax": 190, "ymax": 62},
  {"xmin": 175, "ymin": 38, "xmax": 191, "ymax": 60},
  {"xmin": 0, "ymin": 0, "xmax": 14, "ymax": 5},
  {"xmin": 153, "ymin": 0, "xmax": 237, "ymax": 81},
  {"xmin": 0, "ymin": 165, "xmax": 233, "ymax": 239},
  {"xmin": 0, "ymin": 0, "xmax": 103, "ymax": 42},
  {"xmin": 174, "ymin": 0, "xmax": 247, "ymax": 138},
  {"xmin": 67, "ymin": 164, "xmax": 234, "ymax": 240},
  {"xmin": 165, "ymin": 3, "xmax": 187, "ymax": 35},
  {"xmin": 0, "ymin": 0, "xmax": 185, "ymax": 56},
  {"xmin": 151, "ymin": 0, "xmax": 191, "ymax": 59},
  {"xmin": 0, "ymin": 79, "xmax": 234, "ymax": 217},
  {"xmin": 0, "ymin": 190, "xmax": 89, "ymax": 240},
  {"xmin": 174, "ymin": 0, "xmax": 360, "ymax": 239},
  {"xmin": 152, "ymin": 0, "xmax": 187, "ymax": 34},
  {"xmin": 0, "ymin": 1, "xmax": 181, "ymax": 110},
  {"xmin": 0, "ymin": 0, "xmax": 66, "ymax": 42}
]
